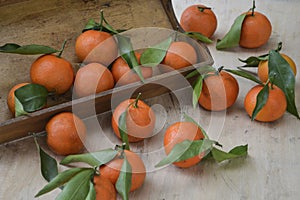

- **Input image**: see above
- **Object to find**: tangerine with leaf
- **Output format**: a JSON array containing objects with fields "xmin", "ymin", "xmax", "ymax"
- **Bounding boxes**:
[
  {"xmin": 244, "ymin": 84, "xmax": 287, "ymax": 122},
  {"xmin": 161, "ymin": 41, "xmax": 197, "ymax": 70},
  {"xmin": 30, "ymin": 41, "xmax": 74, "ymax": 95},
  {"xmin": 258, "ymin": 53, "xmax": 297, "ymax": 83},
  {"xmin": 99, "ymin": 149, "xmax": 146, "ymax": 192},
  {"xmin": 199, "ymin": 69, "xmax": 239, "ymax": 111},
  {"xmin": 111, "ymin": 52, "xmax": 153, "ymax": 86},
  {"xmin": 239, "ymin": 1, "xmax": 272, "ymax": 48},
  {"xmin": 164, "ymin": 121, "xmax": 205, "ymax": 168},
  {"xmin": 180, "ymin": 4, "xmax": 217, "ymax": 38},
  {"xmin": 216, "ymin": 0, "xmax": 272, "ymax": 49},
  {"xmin": 7, "ymin": 82, "xmax": 29, "ymax": 115},
  {"xmin": 75, "ymin": 30, "xmax": 118, "ymax": 66},
  {"xmin": 111, "ymin": 94, "xmax": 156, "ymax": 142}
]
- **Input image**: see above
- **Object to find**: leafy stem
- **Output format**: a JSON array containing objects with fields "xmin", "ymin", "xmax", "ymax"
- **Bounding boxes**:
[
  {"xmin": 133, "ymin": 93, "xmax": 141, "ymax": 108},
  {"xmin": 57, "ymin": 39, "xmax": 67, "ymax": 58},
  {"xmin": 198, "ymin": 6, "xmax": 212, "ymax": 12}
]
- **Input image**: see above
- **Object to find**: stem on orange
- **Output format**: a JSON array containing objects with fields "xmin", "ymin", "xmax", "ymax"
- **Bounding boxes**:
[
  {"xmin": 133, "ymin": 93, "xmax": 142, "ymax": 108},
  {"xmin": 115, "ymin": 144, "xmax": 126, "ymax": 159},
  {"xmin": 57, "ymin": 39, "xmax": 67, "ymax": 58},
  {"xmin": 251, "ymin": 0, "xmax": 256, "ymax": 16},
  {"xmin": 275, "ymin": 42, "xmax": 282, "ymax": 52},
  {"xmin": 217, "ymin": 66, "xmax": 224, "ymax": 73},
  {"xmin": 197, "ymin": 6, "xmax": 212, "ymax": 12},
  {"xmin": 99, "ymin": 10, "xmax": 104, "ymax": 31}
]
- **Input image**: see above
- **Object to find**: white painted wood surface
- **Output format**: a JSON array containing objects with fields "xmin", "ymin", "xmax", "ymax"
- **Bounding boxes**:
[{"xmin": 1, "ymin": 0, "xmax": 300, "ymax": 199}]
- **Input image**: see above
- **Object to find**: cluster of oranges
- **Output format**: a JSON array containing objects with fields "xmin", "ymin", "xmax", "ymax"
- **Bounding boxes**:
[
  {"xmin": 4, "ymin": 1, "xmax": 298, "ymax": 199},
  {"xmin": 180, "ymin": 2, "xmax": 298, "ymax": 123},
  {"xmin": 180, "ymin": 2, "xmax": 272, "ymax": 48}
]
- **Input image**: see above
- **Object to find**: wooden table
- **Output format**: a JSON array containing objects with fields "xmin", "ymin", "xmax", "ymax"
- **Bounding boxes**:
[{"xmin": 1, "ymin": 0, "xmax": 300, "ymax": 199}]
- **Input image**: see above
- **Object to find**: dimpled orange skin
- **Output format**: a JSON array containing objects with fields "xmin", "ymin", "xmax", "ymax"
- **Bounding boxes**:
[
  {"xmin": 111, "ymin": 52, "xmax": 153, "ymax": 86},
  {"xmin": 162, "ymin": 41, "xmax": 198, "ymax": 70},
  {"xmin": 239, "ymin": 11, "xmax": 272, "ymax": 48},
  {"xmin": 199, "ymin": 71, "xmax": 239, "ymax": 111},
  {"xmin": 258, "ymin": 54, "xmax": 297, "ymax": 83},
  {"xmin": 74, "ymin": 63, "xmax": 114, "ymax": 98},
  {"xmin": 7, "ymin": 83, "xmax": 30, "ymax": 115},
  {"xmin": 111, "ymin": 99, "xmax": 156, "ymax": 142},
  {"xmin": 244, "ymin": 85, "xmax": 287, "ymax": 122},
  {"xmin": 99, "ymin": 150, "xmax": 146, "ymax": 192},
  {"xmin": 164, "ymin": 121, "xmax": 205, "ymax": 168},
  {"xmin": 30, "ymin": 54, "xmax": 74, "ymax": 94},
  {"xmin": 93, "ymin": 175, "xmax": 117, "ymax": 200},
  {"xmin": 180, "ymin": 4, "xmax": 217, "ymax": 38},
  {"xmin": 75, "ymin": 30, "xmax": 118, "ymax": 66},
  {"xmin": 46, "ymin": 112, "xmax": 87, "ymax": 156}
]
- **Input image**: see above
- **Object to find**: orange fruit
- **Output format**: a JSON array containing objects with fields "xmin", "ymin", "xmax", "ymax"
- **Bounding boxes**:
[
  {"xmin": 74, "ymin": 63, "xmax": 114, "ymax": 98},
  {"xmin": 7, "ymin": 82, "xmax": 30, "ymax": 115},
  {"xmin": 111, "ymin": 52, "xmax": 153, "ymax": 86},
  {"xmin": 199, "ymin": 71, "xmax": 239, "ymax": 111},
  {"xmin": 46, "ymin": 112, "xmax": 87, "ymax": 155},
  {"xmin": 75, "ymin": 30, "xmax": 118, "ymax": 66},
  {"xmin": 164, "ymin": 121, "xmax": 205, "ymax": 168},
  {"xmin": 161, "ymin": 41, "xmax": 197, "ymax": 70},
  {"xmin": 30, "ymin": 54, "xmax": 74, "ymax": 94},
  {"xmin": 180, "ymin": 4, "xmax": 217, "ymax": 38},
  {"xmin": 93, "ymin": 175, "xmax": 116, "ymax": 200},
  {"xmin": 258, "ymin": 53, "xmax": 297, "ymax": 83},
  {"xmin": 99, "ymin": 150, "xmax": 146, "ymax": 192},
  {"xmin": 244, "ymin": 85, "xmax": 287, "ymax": 122},
  {"xmin": 111, "ymin": 98, "xmax": 156, "ymax": 142},
  {"xmin": 239, "ymin": 11, "xmax": 272, "ymax": 48}
]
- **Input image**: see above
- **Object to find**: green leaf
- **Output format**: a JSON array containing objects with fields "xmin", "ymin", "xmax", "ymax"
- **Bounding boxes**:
[
  {"xmin": 116, "ymin": 34, "xmax": 145, "ymax": 82},
  {"xmin": 224, "ymin": 69, "xmax": 262, "ymax": 84},
  {"xmin": 85, "ymin": 181, "xmax": 96, "ymax": 200},
  {"xmin": 34, "ymin": 137, "xmax": 58, "ymax": 184},
  {"xmin": 83, "ymin": 19, "xmax": 99, "ymax": 31},
  {"xmin": 116, "ymin": 154, "xmax": 132, "ymax": 200},
  {"xmin": 216, "ymin": 13, "xmax": 247, "ymax": 50},
  {"xmin": 14, "ymin": 83, "xmax": 48, "ymax": 116},
  {"xmin": 238, "ymin": 54, "xmax": 269, "ymax": 67},
  {"xmin": 140, "ymin": 37, "xmax": 172, "ymax": 67},
  {"xmin": 155, "ymin": 139, "xmax": 216, "ymax": 168},
  {"xmin": 14, "ymin": 96, "xmax": 29, "ymax": 117},
  {"xmin": 56, "ymin": 169, "xmax": 94, "ymax": 200},
  {"xmin": 35, "ymin": 168, "xmax": 85, "ymax": 197},
  {"xmin": 251, "ymin": 84, "xmax": 269, "ymax": 121},
  {"xmin": 119, "ymin": 111, "xmax": 130, "ymax": 150},
  {"xmin": 192, "ymin": 75, "xmax": 203, "ymax": 108},
  {"xmin": 183, "ymin": 113, "xmax": 209, "ymax": 139},
  {"xmin": 82, "ymin": 19, "xmax": 125, "ymax": 34},
  {"xmin": 211, "ymin": 144, "xmax": 248, "ymax": 163},
  {"xmin": 0, "ymin": 43, "xmax": 58, "ymax": 55},
  {"xmin": 268, "ymin": 50, "xmax": 300, "ymax": 119},
  {"xmin": 184, "ymin": 32, "xmax": 213, "ymax": 44},
  {"xmin": 60, "ymin": 148, "xmax": 118, "ymax": 167},
  {"xmin": 185, "ymin": 66, "xmax": 216, "ymax": 79}
]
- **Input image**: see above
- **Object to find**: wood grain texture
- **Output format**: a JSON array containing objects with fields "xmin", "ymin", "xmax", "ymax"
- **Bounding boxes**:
[{"xmin": 1, "ymin": 0, "xmax": 300, "ymax": 200}]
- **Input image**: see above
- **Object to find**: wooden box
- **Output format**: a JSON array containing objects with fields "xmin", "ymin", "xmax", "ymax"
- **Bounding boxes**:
[{"xmin": 0, "ymin": 0, "xmax": 213, "ymax": 144}]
